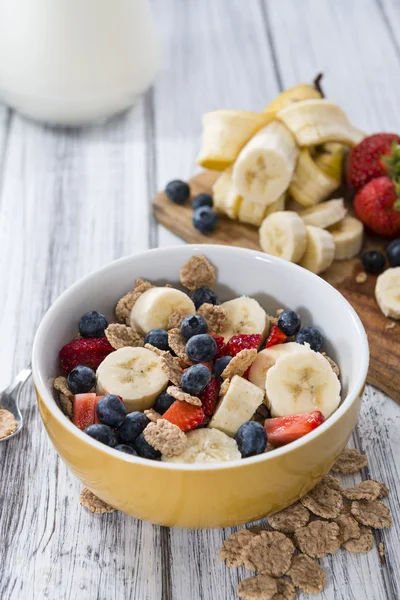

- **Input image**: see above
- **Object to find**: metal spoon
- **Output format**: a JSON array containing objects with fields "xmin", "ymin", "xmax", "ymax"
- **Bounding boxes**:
[{"xmin": 0, "ymin": 366, "xmax": 32, "ymax": 441}]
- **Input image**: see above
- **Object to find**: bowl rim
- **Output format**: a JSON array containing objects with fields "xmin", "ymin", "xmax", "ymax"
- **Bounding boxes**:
[{"xmin": 32, "ymin": 244, "xmax": 369, "ymax": 472}]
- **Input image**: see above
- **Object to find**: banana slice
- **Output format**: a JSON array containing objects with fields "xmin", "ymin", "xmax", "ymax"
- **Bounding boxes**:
[
  {"xmin": 277, "ymin": 99, "xmax": 365, "ymax": 147},
  {"xmin": 162, "ymin": 428, "xmax": 241, "ymax": 464},
  {"xmin": 212, "ymin": 167, "xmax": 243, "ymax": 219},
  {"xmin": 266, "ymin": 348, "xmax": 341, "ymax": 418},
  {"xmin": 209, "ymin": 375, "xmax": 264, "ymax": 437},
  {"xmin": 259, "ymin": 211, "xmax": 307, "ymax": 263},
  {"xmin": 328, "ymin": 216, "xmax": 364, "ymax": 260},
  {"xmin": 314, "ymin": 142, "xmax": 345, "ymax": 181},
  {"xmin": 219, "ymin": 296, "xmax": 269, "ymax": 342},
  {"xmin": 375, "ymin": 267, "xmax": 400, "ymax": 319},
  {"xmin": 96, "ymin": 347, "xmax": 169, "ymax": 412},
  {"xmin": 233, "ymin": 121, "xmax": 299, "ymax": 205},
  {"xmin": 248, "ymin": 342, "xmax": 310, "ymax": 393},
  {"xmin": 299, "ymin": 198, "xmax": 347, "ymax": 229},
  {"xmin": 197, "ymin": 110, "xmax": 273, "ymax": 171},
  {"xmin": 130, "ymin": 287, "xmax": 195, "ymax": 335},
  {"xmin": 300, "ymin": 226, "xmax": 335, "ymax": 274},
  {"xmin": 289, "ymin": 148, "xmax": 339, "ymax": 207},
  {"xmin": 264, "ymin": 83, "xmax": 321, "ymax": 115},
  {"xmin": 238, "ymin": 199, "xmax": 267, "ymax": 226}
]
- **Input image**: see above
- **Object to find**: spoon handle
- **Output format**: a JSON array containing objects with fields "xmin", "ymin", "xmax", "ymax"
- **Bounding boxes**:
[{"xmin": 4, "ymin": 365, "xmax": 32, "ymax": 395}]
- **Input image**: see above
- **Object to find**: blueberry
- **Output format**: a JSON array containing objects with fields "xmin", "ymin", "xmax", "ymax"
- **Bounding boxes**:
[
  {"xmin": 214, "ymin": 356, "xmax": 232, "ymax": 381},
  {"xmin": 96, "ymin": 394, "xmax": 127, "ymax": 428},
  {"xmin": 119, "ymin": 411, "xmax": 150, "ymax": 444},
  {"xmin": 144, "ymin": 328, "xmax": 169, "ymax": 351},
  {"xmin": 84, "ymin": 424, "xmax": 118, "ymax": 447},
  {"xmin": 193, "ymin": 206, "xmax": 218, "ymax": 234},
  {"xmin": 190, "ymin": 288, "xmax": 219, "ymax": 310},
  {"xmin": 165, "ymin": 180, "xmax": 190, "ymax": 205},
  {"xmin": 153, "ymin": 391, "xmax": 175, "ymax": 415},
  {"xmin": 361, "ymin": 250, "xmax": 386, "ymax": 274},
  {"xmin": 277, "ymin": 309, "xmax": 301, "ymax": 336},
  {"xmin": 295, "ymin": 327, "xmax": 323, "ymax": 352},
  {"xmin": 192, "ymin": 193, "xmax": 213, "ymax": 210},
  {"xmin": 185, "ymin": 334, "xmax": 217, "ymax": 362},
  {"xmin": 235, "ymin": 421, "xmax": 267, "ymax": 458},
  {"xmin": 115, "ymin": 444, "xmax": 138, "ymax": 455},
  {"xmin": 181, "ymin": 364, "xmax": 211, "ymax": 395},
  {"xmin": 67, "ymin": 365, "xmax": 96, "ymax": 394},
  {"xmin": 181, "ymin": 314, "xmax": 208, "ymax": 340},
  {"xmin": 386, "ymin": 239, "xmax": 400, "ymax": 267},
  {"xmin": 79, "ymin": 311, "xmax": 108, "ymax": 338},
  {"xmin": 133, "ymin": 433, "xmax": 162, "ymax": 460}
]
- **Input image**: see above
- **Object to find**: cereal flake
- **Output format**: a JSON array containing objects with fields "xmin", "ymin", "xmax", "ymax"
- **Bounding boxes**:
[
  {"xmin": 243, "ymin": 530, "xmax": 294, "ymax": 577},
  {"xmin": 356, "ymin": 272, "xmax": 367, "ymax": 283},
  {"xmin": 168, "ymin": 328, "xmax": 188, "ymax": 358},
  {"xmin": 288, "ymin": 554, "xmax": 326, "ymax": 594},
  {"xmin": 272, "ymin": 579, "xmax": 295, "ymax": 600},
  {"xmin": 160, "ymin": 354, "xmax": 183, "ymax": 386},
  {"xmin": 219, "ymin": 529, "xmax": 257, "ymax": 568},
  {"xmin": 59, "ymin": 393, "xmax": 73, "ymax": 419},
  {"xmin": 105, "ymin": 323, "xmax": 144, "ymax": 350},
  {"xmin": 334, "ymin": 514, "xmax": 361, "ymax": 543},
  {"xmin": 300, "ymin": 481, "xmax": 343, "ymax": 518},
  {"xmin": 219, "ymin": 378, "xmax": 231, "ymax": 397},
  {"xmin": 134, "ymin": 278, "xmax": 153, "ymax": 292},
  {"xmin": 331, "ymin": 447, "xmax": 368, "ymax": 474},
  {"xmin": 221, "ymin": 349, "xmax": 258, "ymax": 380},
  {"xmin": 351, "ymin": 499, "xmax": 392, "ymax": 529},
  {"xmin": 321, "ymin": 474, "xmax": 342, "ymax": 491},
  {"xmin": 294, "ymin": 520, "xmax": 340, "ymax": 558},
  {"xmin": 342, "ymin": 525, "xmax": 374, "ymax": 553},
  {"xmin": 268, "ymin": 502, "xmax": 310, "ymax": 533},
  {"xmin": 143, "ymin": 419, "xmax": 187, "ymax": 458},
  {"xmin": 144, "ymin": 409, "xmax": 162, "ymax": 422},
  {"xmin": 145, "ymin": 343, "xmax": 169, "ymax": 357},
  {"xmin": 378, "ymin": 541, "xmax": 386, "ymax": 563},
  {"xmin": 54, "ymin": 376, "xmax": 73, "ymax": 398},
  {"xmin": 167, "ymin": 385, "xmax": 202, "ymax": 407},
  {"xmin": 115, "ymin": 290, "xmax": 141, "ymax": 323},
  {"xmin": 0, "ymin": 409, "xmax": 17, "ymax": 439},
  {"xmin": 168, "ymin": 309, "xmax": 186, "ymax": 330},
  {"xmin": 197, "ymin": 303, "xmax": 227, "ymax": 334},
  {"xmin": 80, "ymin": 488, "xmax": 116, "ymax": 514},
  {"xmin": 180, "ymin": 255, "xmax": 216, "ymax": 291},
  {"xmin": 342, "ymin": 479, "xmax": 383, "ymax": 501},
  {"xmin": 237, "ymin": 574, "xmax": 277, "ymax": 600},
  {"xmin": 321, "ymin": 352, "xmax": 340, "ymax": 377}
]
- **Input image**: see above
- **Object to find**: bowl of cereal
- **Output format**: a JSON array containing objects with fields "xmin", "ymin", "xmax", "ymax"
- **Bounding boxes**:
[{"xmin": 32, "ymin": 245, "xmax": 368, "ymax": 528}]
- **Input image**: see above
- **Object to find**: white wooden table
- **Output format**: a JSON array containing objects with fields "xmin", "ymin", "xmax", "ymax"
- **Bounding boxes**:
[{"xmin": 0, "ymin": 1, "xmax": 399, "ymax": 598}]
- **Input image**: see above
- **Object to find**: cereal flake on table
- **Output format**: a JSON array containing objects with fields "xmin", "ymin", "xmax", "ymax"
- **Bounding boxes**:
[
  {"xmin": 342, "ymin": 525, "xmax": 374, "ymax": 553},
  {"xmin": 221, "ymin": 349, "xmax": 258, "ymax": 380},
  {"xmin": 219, "ymin": 529, "xmax": 257, "ymax": 568},
  {"xmin": 243, "ymin": 530, "xmax": 294, "ymax": 577},
  {"xmin": 351, "ymin": 499, "xmax": 392, "ymax": 529},
  {"xmin": 80, "ymin": 488, "xmax": 116, "ymax": 514},
  {"xmin": 331, "ymin": 447, "xmax": 368, "ymax": 474},
  {"xmin": 180, "ymin": 255, "xmax": 216, "ymax": 290},
  {"xmin": 105, "ymin": 323, "xmax": 144, "ymax": 350},
  {"xmin": 287, "ymin": 554, "xmax": 326, "ymax": 594},
  {"xmin": 341, "ymin": 479, "xmax": 384, "ymax": 501},
  {"xmin": 0, "ymin": 409, "xmax": 18, "ymax": 439},
  {"xmin": 143, "ymin": 419, "xmax": 186, "ymax": 457},
  {"xmin": 321, "ymin": 474, "xmax": 342, "ymax": 491},
  {"xmin": 166, "ymin": 385, "xmax": 202, "ymax": 407},
  {"xmin": 294, "ymin": 520, "xmax": 341, "ymax": 558},
  {"xmin": 268, "ymin": 502, "xmax": 310, "ymax": 533},
  {"xmin": 237, "ymin": 573, "xmax": 278, "ymax": 600},
  {"xmin": 197, "ymin": 303, "xmax": 227, "ymax": 334},
  {"xmin": 333, "ymin": 514, "xmax": 361, "ymax": 543},
  {"xmin": 300, "ymin": 480, "xmax": 343, "ymax": 519}
]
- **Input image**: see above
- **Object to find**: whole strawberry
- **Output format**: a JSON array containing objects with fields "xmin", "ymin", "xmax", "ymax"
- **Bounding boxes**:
[
  {"xmin": 347, "ymin": 133, "xmax": 400, "ymax": 190},
  {"xmin": 354, "ymin": 176, "xmax": 400, "ymax": 238}
]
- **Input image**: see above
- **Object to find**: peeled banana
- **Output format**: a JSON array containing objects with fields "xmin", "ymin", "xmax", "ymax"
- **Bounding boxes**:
[
  {"xmin": 314, "ymin": 142, "xmax": 344, "ymax": 181},
  {"xmin": 264, "ymin": 83, "xmax": 322, "ymax": 116},
  {"xmin": 289, "ymin": 147, "xmax": 340, "ymax": 207},
  {"xmin": 212, "ymin": 167, "xmax": 243, "ymax": 219},
  {"xmin": 299, "ymin": 198, "xmax": 347, "ymax": 229}
]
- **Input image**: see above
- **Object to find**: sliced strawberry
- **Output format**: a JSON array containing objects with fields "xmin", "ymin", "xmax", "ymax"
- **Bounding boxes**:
[
  {"xmin": 59, "ymin": 337, "xmax": 114, "ymax": 373},
  {"xmin": 73, "ymin": 393, "xmax": 96, "ymax": 430},
  {"xmin": 226, "ymin": 334, "xmax": 261, "ymax": 356},
  {"xmin": 265, "ymin": 325, "xmax": 287, "ymax": 348},
  {"xmin": 163, "ymin": 400, "xmax": 205, "ymax": 432},
  {"xmin": 264, "ymin": 411, "xmax": 325, "ymax": 447},
  {"xmin": 211, "ymin": 334, "xmax": 228, "ymax": 358},
  {"xmin": 199, "ymin": 376, "xmax": 219, "ymax": 416}
]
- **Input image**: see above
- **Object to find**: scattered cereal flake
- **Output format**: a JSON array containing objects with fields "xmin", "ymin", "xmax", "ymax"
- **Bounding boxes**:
[
  {"xmin": 342, "ymin": 525, "xmax": 374, "ymax": 553},
  {"xmin": 219, "ymin": 529, "xmax": 257, "ymax": 568},
  {"xmin": 356, "ymin": 272, "xmax": 367, "ymax": 283},
  {"xmin": 342, "ymin": 479, "xmax": 383, "ymax": 501},
  {"xmin": 288, "ymin": 554, "xmax": 326, "ymax": 594},
  {"xmin": 197, "ymin": 303, "xmax": 227, "ymax": 334},
  {"xmin": 143, "ymin": 419, "xmax": 187, "ymax": 458},
  {"xmin": 321, "ymin": 352, "xmax": 340, "ymax": 377},
  {"xmin": 168, "ymin": 328, "xmax": 188, "ymax": 358},
  {"xmin": 222, "ymin": 349, "xmax": 258, "ymax": 380},
  {"xmin": 331, "ymin": 447, "xmax": 368, "ymax": 474},
  {"xmin": 59, "ymin": 393, "xmax": 73, "ymax": 419},
  {"xmin": 268, "ymin": 502, "xmax": 310, "ymax": 533},
  {"xmin": 300, "ymin": 481, "xmax": 343, "ymax": 519},
  {"xmin": 248, "ymin": 525, "xmax": 266, "ymax": 535},
  {"xmin": 105, "ymin": 323, "xmax": 144, "ymax": 350},
  {"xmin": 167, "ymin": 385, "xmax": 202, "ymax": 407},
  {"xmin": 168, "ymin": 309, "xmax": 186, "ymax": 330},
  {"xmin": 144, "ymin": 409, "xmax": 161, "ymax": 422},
  {"xmin": 160, "ymin": 354, "xmax": 183, "ymax": 386},
  {"xmin": 80, "ymin": 488, "xmax": 116, "ymax": 514},
  {"xmin": 334, "ymin": 514, "xmax": 361, "ymax": 543},
  {"xmin": 237, "ymin": 574, "xmax": 278, "ymax": 600},
  {"xmin": 219, "ymin": 378, "xmax": 230, "ymax": 397},
  {"xmin": 385, "ymin": 322, "xmax": 396, "ymax": 330},
  {"xmin": 377, "ymin": 481, "xmax": 389, "ymax": 498},
  {"xmin": 54, "ymin": 376, "xmax": 73, "ymax": 398},
  {"xmin": 378, "ymin": 541, "xmax": 386, "ymax": 563},
  {"xmin": 180, "ymin": 255, "xmax": 216, "ymax": 291},
  {"xmin": 294, "ymin": 520, "xmax": 340, "ymax": 558},
  {"xmin": 243, "ymin": 530, "xmax": 294, "ymax": 577},
  {"xmin": 0, "ymin": 409, "xmax": 17, "ymax": 439},
  {"xmin": 115, "ymin": 290, "xmax": 141, "ymax": 323},
  {"xmin": 272, "ymin": 579, "xmax": 295, "ymax": 600},
  {"xmin": 340, "ymin": 500, "xmax": 353, "ymax": 516},
  {"xmin": 321, "ymin": 474, "xmax": 342, "ymax": 491},
  {"xmin": 351, "ymin": 499, "xmax": 392, "ymax": 529}
]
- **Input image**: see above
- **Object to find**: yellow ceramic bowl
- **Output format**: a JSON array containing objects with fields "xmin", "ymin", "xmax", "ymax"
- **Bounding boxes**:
[{"xmin": 32, "ymin": 245, "xmax": 369, "ymax": 528}]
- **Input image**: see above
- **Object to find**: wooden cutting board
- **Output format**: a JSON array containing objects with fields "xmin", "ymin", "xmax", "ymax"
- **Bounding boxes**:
[{"xmin": 153, "ymin": 171, "xmax": 400, "ymax": 403}]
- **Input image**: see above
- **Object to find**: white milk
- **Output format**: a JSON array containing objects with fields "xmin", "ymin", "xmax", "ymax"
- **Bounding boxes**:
[{"xmin": 0, "ymin": 0, "xmax": 159, "ymax": 124}]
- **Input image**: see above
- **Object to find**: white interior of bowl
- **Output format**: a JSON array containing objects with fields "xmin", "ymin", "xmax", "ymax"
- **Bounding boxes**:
[{"xmin": 32, "ymin": 245, "xmax": 369, "ymax": 470}]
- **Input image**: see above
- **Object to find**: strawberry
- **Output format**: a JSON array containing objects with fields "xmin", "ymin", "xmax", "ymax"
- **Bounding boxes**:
[
  {"xmin": 200, "ymin": 376, "xmax": 219, "ymax": 416},
  {"xmin": 264, "ymin": 411, "xmax": 325, "ymax": 447},
  {"xmin": 265, "ymin": 325, "xmax": 287, "ymax": 348},
  {"xmin": 225, "ymin": 334, "xmax": 261, "ymax": 356},
  {"xmin": 162, "ymin": 400, "xmax": 205, "ymax": 432},
  {"xmin": 354, "ymin": 176, "xmax": 400, "ymax": 238},
  {"xmin": 59, "ymin": 337, "xmax": 114, "ymax": 373},
  {"xmin": 73, "ymin": 393, "xmax": 96, "ymax": 430},
  {"xmin": 347, "ymin": 133, "xmax": 400, "ymax": 190},
  {"xmin": 211, "ymin": 334, "xmax": 228, "ymax": 358}
]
